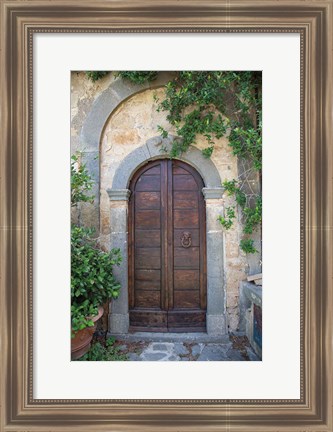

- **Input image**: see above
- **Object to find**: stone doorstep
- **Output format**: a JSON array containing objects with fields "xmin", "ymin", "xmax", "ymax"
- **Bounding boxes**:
[{"xmin": 107, "ymin": 331, "xmax": 231, "ymax": 344}]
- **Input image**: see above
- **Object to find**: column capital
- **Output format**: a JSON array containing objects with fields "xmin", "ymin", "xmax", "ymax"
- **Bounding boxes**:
[
  {"xmin": 107, "ymin": 188, "xmax": 131, "ymax": 201},
  {"xmin": 202, "ymin": 187, "xmax": 224, "ymax": 200}
]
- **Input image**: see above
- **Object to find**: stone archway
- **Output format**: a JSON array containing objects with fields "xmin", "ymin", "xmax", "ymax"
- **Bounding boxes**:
[
  {"xmin": 78, "ymin": 73, "xmax": 176, "ymax": 232},
  {"xmin": 107, "ymin": 135, "xmax": 227, "ymax": 336}
]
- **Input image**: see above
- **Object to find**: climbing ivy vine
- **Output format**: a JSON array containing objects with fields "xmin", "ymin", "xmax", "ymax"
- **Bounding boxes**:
[
  {"xmin": 84, "ymin": 70, "xmax": 262, "ymax": 254},
  {"xmin": 153, "ymin": 71, "xmax": 262, "ymax": 254},
  {"xmin": 85, "ymin": 71, "xmax": 109, "ymax": 82},
  {"xmin": 117, "ymin": 71, "xmax": 158, "ymax": 84}
]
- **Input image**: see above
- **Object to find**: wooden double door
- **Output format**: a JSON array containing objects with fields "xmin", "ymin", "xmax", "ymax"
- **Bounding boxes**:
[{"xmin": 128, "ymin": 159, "xmax": 207, "ymax": 332}]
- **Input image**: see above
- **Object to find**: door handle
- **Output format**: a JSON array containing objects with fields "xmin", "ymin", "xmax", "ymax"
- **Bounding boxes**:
[{"xmin": 181, "ymin": 232, "xmax": 192, "ymax": 248}]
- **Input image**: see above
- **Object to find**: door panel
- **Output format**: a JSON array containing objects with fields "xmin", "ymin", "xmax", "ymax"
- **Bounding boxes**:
[
  {"xmin": 129, "ymin": 159, "xmax": 206, "ymax": 332},
  {"xmin": 135, "ymin": 175, "xmax": 161, "ymax": 191},
  {"xmin": 135, "ymin": 192, "xmax": 161, "ymax": 209},
  {"xmin": 173, "ymin": 175, "xmax": 198, "ymax": 190},
  {"xmin": 173, "ymin": 191, "xmax": 198, "ymax": 209},
  {"xmin": 135, "ymin": 230, "xmax": 161, "ymax": 247},
  {"xmin": 173, "ymin": 247, "xmax": 200, "ymax": 268},
  {"xmin": 135, "ymin": 290, "xmax": 161, "ymax": 308},
  {"xmin": 174, "ymin": 270, "xmax": 200, "ymax": 290},
  {"xmin": 135, "ymin": 248, "xmax": 161, "ymax": 269},
  {"xmin": 135, "ymin": 210, "xmax": 161, "ymax": 228},
  {"xmin": 173, "ymin": 210, "xmax": 199, "ymax": 228}
]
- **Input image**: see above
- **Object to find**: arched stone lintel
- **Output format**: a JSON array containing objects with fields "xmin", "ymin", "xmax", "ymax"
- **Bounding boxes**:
[
  {"xmin": 81, "ymin": 72, "xmax": 176, "ymax": 152},
  {"xmin": 78, "ymin": 72, "xmax": 176, "ymax": 233},
  {"xmin": 112, "ymin": 135, "xmax": 223, "ymax": 190}
]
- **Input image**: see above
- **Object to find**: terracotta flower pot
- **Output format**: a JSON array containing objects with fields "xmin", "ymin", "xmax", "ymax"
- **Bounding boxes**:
[{"xmin": 71, "ymin": 306, "xmax": 104, "ymax": 360}]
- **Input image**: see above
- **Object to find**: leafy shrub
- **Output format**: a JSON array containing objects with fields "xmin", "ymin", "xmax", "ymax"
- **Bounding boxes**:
[
  {"xmin": 71, "ymin": 154, "xmax": 94, "ymax": 207},
  {"xmin": 78, "ymin": 337, "xmax": 128, "ymax": 361},
  {"xmin": 71, "ymin": 226, "xmax": 121, "ymax": 333}
]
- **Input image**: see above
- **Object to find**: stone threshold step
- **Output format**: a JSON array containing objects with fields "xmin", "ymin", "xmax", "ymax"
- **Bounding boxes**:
[{"xmin": 107, "ymin": 332, "xmax": 232, "ymax": 344}]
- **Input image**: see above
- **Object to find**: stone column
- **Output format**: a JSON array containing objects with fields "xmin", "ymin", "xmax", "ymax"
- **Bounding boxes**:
[
  {"xmin": 202, "ymin": 187, "xmax": 227, "ymax": 336},
  {"xmin": 106, "ymin": 188, "xmax": 131, "ymax": 334}
]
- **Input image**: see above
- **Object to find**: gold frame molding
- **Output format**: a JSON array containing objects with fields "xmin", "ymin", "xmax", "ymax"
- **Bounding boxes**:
[{"xmin": 1, "ymin": 1, "xmax": 332, "ymax": 431}]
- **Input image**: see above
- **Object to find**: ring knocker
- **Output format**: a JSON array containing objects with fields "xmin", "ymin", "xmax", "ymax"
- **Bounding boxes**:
[{"xmin": 181, "ymin": 232, "xmax": 192, "ymax": 248}]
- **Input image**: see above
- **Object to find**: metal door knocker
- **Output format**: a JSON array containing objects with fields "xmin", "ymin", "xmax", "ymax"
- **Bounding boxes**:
[{"xmin": 181, "ymin": 232, "xmax": 192, "ymax": 248}]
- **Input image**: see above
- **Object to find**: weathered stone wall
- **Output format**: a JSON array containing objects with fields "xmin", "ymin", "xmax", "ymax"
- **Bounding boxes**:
[
  {"xmin": 71, "ymin": 72, "xmax": 261, "ymax": 332},
  {"xmin": 71, "ymin": 72, "xmax": 115, "ymax": 229}
]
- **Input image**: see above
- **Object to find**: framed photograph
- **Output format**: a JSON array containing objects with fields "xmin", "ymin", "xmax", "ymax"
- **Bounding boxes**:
[{"xmin": 1, "ymin": 1, "xmax": 332, "ymax": 431}]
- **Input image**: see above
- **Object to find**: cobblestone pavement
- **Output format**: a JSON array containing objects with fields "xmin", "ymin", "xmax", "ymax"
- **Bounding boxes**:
[{"xmin": 114, "ymin": 335, "xmax": 260, "ymax": 361}]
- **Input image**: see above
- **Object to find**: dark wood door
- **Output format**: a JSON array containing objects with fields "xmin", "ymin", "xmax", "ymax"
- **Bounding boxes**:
[{"xmin": 128, "ymin": 159, "xmax": 206, "ymax": 332}]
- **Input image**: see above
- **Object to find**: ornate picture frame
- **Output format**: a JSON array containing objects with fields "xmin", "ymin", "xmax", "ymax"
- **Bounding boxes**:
[{"xmin": 1, "ymin": 1, "xmax": 332, "ymax": 430}]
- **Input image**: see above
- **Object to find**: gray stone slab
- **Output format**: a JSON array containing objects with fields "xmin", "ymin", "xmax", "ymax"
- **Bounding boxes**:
[
  {"xmin": 246, "ymin": 347, "xmax": 261, "ymax": 361},
  {"xmin": 197, "ymin": 345, "xmax": 230, "ymax": 361},
  {"xmin": 191, "ymin": 344, "xmax": 204, "ymax": 356},
  {"xmin": 142, "ymin": 352, "xmax": 169, "ymax": 361},
  {"xmin": 168, "ymin": 355, "xmax": 180, "ymax": 361},
  {"xmin": 226, "ymin": 348, "xmax": 246, "ymax": 361},
  {"xmin": 152, "ymin": 343, "xmax": 171, "ymax": 352},
  {"xmin": 173, "ymin": 343, "xmax": 190, "ymax": 355},
  {"xmin": 115, "ymin": 332, "xmax": 231, "ymax": 343}
]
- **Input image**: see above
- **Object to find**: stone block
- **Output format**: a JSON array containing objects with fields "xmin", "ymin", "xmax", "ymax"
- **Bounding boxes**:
[
  {"xmin": 109, "ymin": 312, "xmax": 129, "ymax": 334},
  {"xmin": 206, "ymin": 205, "xmax": 224, "ymax": 232},
  {"xmin": 206, "ymin": 314, "xmax": 227, "ymax": 336},
  {"xmin": 112, "ymin": 145, "xmax": 151, "ymax": 189},
  {"xmin": 109, "ymin": 205, "xmax": 128, "ymax": 234},
  {"xmin": 81, "ymin": 87, "xmax": 122, "ymax": 151}
]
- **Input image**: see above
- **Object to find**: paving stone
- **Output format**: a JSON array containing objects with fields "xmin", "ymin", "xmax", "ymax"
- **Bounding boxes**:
[
  {"xmin": 226, "ymin": 348, "xmax": 245, "ymax": 361},
  {"xmin": 128, "ymin": 353, "xmax": 141, "ymax": 361},
  {"xmin": 126, "ymin": 339, "xmax": 260, "ymax": 362},
  {"xmin": 197, "ymin": 345, "xmax": 229, "ymax": 361},
  {"xmin": 151, "ymin": 343, "xmax": 171, "ymax": 351},
  {"xmin": 173, "ymin": 343, "xmax": 189, "ymax": 355},
  {"xmin": 168, "ymin": 355, "xmax": 180, "ymax": 361},
  {"xmin": 142, "ymin": 352, "xmax": 168, "ymax": 361},
  {"xmin": 246, "ymin": 347, "xmax": 261, "ymax": 361},
  {"xmin": 191, "ymin": 344, "xmax": 203, "ymax": 356}
]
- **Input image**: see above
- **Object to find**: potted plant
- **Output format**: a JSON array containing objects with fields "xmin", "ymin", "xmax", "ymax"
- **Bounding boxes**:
[
  {"xmin": 71, "ymin": 225, "xmax": 121, "ymax": 359},
  {"xmin": 70, "ymin": 153, "xmax": 122, "ymax": 360}
]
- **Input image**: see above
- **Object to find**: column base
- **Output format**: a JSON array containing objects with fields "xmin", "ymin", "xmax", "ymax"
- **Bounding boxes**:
[
  {"xmin": 206, "ymin": 314, "xmax": 227, "ymax": 336},
  {"xmin": 109, "ymin": 313, "xmax": 129, "ymax": 334}
]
